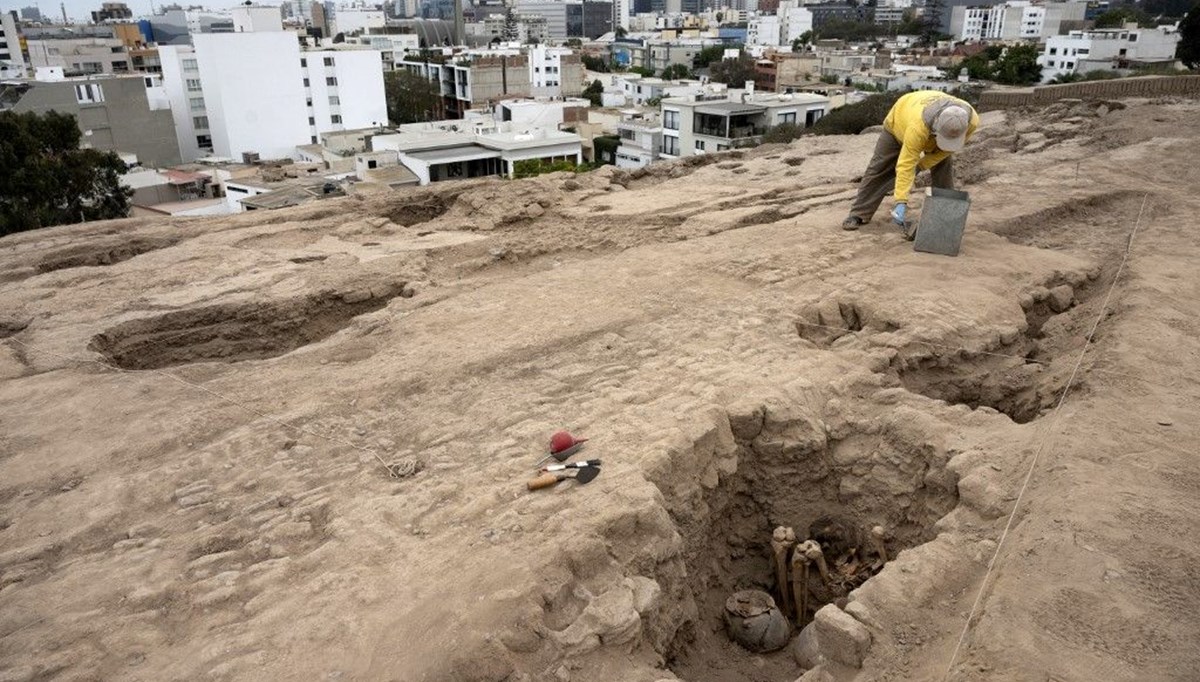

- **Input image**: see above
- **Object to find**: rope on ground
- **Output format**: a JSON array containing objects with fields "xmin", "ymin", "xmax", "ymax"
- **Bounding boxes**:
[
  {"xmin": 939, "ymin": 193, "xmax": 1149, "ymax": 680},
  {"xmin": 5, "ymin": 337, "xmax": 399, "ymax": 478}
]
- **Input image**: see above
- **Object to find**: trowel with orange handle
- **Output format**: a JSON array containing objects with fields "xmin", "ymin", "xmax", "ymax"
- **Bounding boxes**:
[{"xmin": 526, "ymin": 461, "xmax": 601, "ymax": 491}]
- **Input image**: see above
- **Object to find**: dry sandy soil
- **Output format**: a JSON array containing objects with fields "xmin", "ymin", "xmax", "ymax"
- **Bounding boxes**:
[{"xmin": 2, "ymin": 96, "xmax": 1199, "ymax": 682}]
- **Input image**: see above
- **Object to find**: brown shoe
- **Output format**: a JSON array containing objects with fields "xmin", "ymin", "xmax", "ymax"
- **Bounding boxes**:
[{"xmin": 841, "ymin": 216, "xmax": 865, "ymax": 231}]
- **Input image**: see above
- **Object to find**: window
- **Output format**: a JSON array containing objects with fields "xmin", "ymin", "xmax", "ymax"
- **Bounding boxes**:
[
  {"xmin": 186, "ymin": 78, "xmax": 202, "ymax": 92},
  {"xmin": 778, "ymin": 112, "xmax": 797, "ymax": 124},
  {"xmin": 307, "ymin": 98, "xmax": 312, "ymax": 107},
  {"xmin": 144, "ymin": 77, "xmax": 153, "ymax": 87},
  {"xmin": 193, "ymin": 115, "xmax": 209, "ymax": 129},
  {"xmin": 367, "ymin": 159, "xmax": 378, "ymax": 169},
  {"xmin": 326, "ymin": 76, "xmax": 337, "ymax": 86},
  {"xmin": 311, "ymin": 136, "xmax": 318, "ymax": 144},
  {"xmin": 303, "ymin": 78, "xmax": 310, "ymax": 87},
  {"xmin": 695, "ymin": 139, "xmax": 705, "ymax": 150},
  {"xmin": 664, "ymin": 110, "xmax": 680, "ymax": 130},
  {"xmin": 74, "ymin": 83, "xmax": 104, "ymax": 104},
  {"xmin": 331, "ymin": 114, "xmax": 342, "ymax": 123},
  {"xmin": 300, "ymin": 58, "xmax": 307, "ymax": 67},
  {"xmin": 323, "ymin": 56, "xmax": 334, "ymax": 66},
  {"xmin": 1128, "ymin": 33, "xmax": 1138, "ymax": 41},
  {"xmin": 196, "ymin": 134, "xmax": 212, "ymax": 148},
  {"xmin": 189, "ymin": 96, "xmax": 205, "ymax": 111},
  {"xmin": 182, "ymin": 58, "xmax": 198, "ymax": 70},
  {"xmin": 308, "ymin": 116, "xmax": 315, "ymax": 125},
  {"xmin": 328, "ymin": 95, "xmax": 340, "ymax": 105},
  {"xmin": 662, "ymin": 135, "xmax": 679, "ymax": 155},
  {"xmin": 1049, "ymin": 47, "xmax": 1058, "ymax": 55}
]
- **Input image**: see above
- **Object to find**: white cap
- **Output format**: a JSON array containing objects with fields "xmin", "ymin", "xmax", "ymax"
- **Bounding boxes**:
[{"xmin": 933, "ymin": 106, "xmax": 969, "ymax": 153}]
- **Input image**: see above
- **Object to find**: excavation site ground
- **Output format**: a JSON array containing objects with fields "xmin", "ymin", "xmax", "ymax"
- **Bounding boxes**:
[{"xmin": 2, "ymin": 97, "xmax": 1199, "ymax": 682}]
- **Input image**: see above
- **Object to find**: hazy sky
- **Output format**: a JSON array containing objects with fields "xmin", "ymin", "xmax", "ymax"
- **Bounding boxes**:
[{"xmin": 1, "ymin": 0, "xmax": 265, "ymax": 25}]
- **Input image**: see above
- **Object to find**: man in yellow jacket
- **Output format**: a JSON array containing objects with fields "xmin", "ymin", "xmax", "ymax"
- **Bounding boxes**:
[{"xmin": 842, "ymin": 90, "xmax": 979, "ymax": 232}]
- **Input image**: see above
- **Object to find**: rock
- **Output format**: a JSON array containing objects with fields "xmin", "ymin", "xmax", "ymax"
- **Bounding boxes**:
[
  {"xmin": 998, "ymin": 327, "xmax": 1020, "ymax": 345},
  {"xmin": 844, "ymin": 600, "xmax": 881, "ymax": 630},
  {"xmin": 1018, "ymin": 293, "xmax": 1035, "ymax": 311},
  {"xmin": 1030, "ymin": 286, "xmax": 1050, "ymax": 303},
  {"xmin": 525, "ymin": 203, "xmax": 545, "ymax": 218},
  {"xmin": 400, "ymin": 282, "xmax": 418, "ymax": 298},
  {"xmin": 727, "ymin": 400, "xmax": 766, "ymax": 441},
  {"xmin": 1047, "ymin": 284, "xmax": 1074, "ymax": 313},
  {"xmin": 562, "ymin": 179, "xmax": 581, "ymax": 191},
  {"xmin": 551, "ymin": 583, "xmax": 642, "ymax": 655},
  {"xmin": 957, "ymin": 470, "xmax": 1007, "ymax": 518},
  {"xmin": 792, "ymin": 622, "xmax": 824, "ymax": 668},
  {"xmin": 813, "ymin": 604, "xmax": 872, "ymax": 668},
  {"xmin": 624, "ymin": 576, "xmax": 662, "ymax": 615},
  {"xmin": 341, "ymin": 289, "xmax": 373, "ymax": 304},
  {"xmin": 724, "ymin": 590, "xmax": 790, "ymax": 653}
]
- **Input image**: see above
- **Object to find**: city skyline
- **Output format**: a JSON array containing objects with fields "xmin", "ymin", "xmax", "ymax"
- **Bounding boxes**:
[{"xmin": 2, "ymin": 0, "xmax": 298, "ymax": 25}]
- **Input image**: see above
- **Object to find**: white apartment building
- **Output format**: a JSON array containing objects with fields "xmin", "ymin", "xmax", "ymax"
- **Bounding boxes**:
[
  {"xmin": 1, "ymin": 11, "xmax": 27, "ymax": 77},
  {"xmin": 614, "ymin": 0, "xmax": 632, "ymax": 30},
  {"xmin": 1038, "ymin": 24, "xmax": 1181, "ymax": 81},
  {"xmin": 162, "ymin": 27, "xmax": 386, "ymax": 161},
  {"xmin": 232, "ymin": 5, "xmax": 285, "ymax": 32},
  {"xmin": 747, "ymin": 1, "xmax": 814, "ymax": 48},
  {"xmin": 529, "ymin": 45, "xmax": 572, "ymax": 96},
  {"xmin": 615, "ymin": 113, "xmax": 663, "ymax": 168},
  {"xmin": 335, "ymin": 9, "xmax": 386, "ymax": 35},
  {"xmin": 950, "ymin": 1, "xmax": 1087, "ymax": 41},
  {"xmin": 660, "ymin": 90, "xmax": 828, "ymax": 158}
]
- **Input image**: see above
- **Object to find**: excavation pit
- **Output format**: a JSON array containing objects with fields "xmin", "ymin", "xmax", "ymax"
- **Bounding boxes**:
[
  {"xmin": 89, "ymin": 286, "xmax": 404, "ymax": 370},
  {"xmin": 663, "ymin": 409, "xmax": 958, "ymax": 682},
  {"xmin": 35, "ymin": 237, "xmax": 180, "ymax": 274}
]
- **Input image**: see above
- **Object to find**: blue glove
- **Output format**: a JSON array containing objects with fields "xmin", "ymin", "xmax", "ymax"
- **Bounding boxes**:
[{"xmin": 891, "ymin": 203, "xmax": 907, "ymax": 226}]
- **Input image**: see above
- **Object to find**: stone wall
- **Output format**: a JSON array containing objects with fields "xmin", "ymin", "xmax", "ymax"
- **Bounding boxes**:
[{"xmin": 978, "ymin": 75, "xmax": 1200, "ymax": 111}]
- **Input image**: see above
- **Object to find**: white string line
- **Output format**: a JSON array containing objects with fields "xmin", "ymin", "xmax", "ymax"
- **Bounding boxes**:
[
  {"xmin": 940, "ymin": 193, "xmax": 1149, "ymax": 681},
  {"xmin": 6, "ymin": 337, "xmax": 399, "ymax": 478}
]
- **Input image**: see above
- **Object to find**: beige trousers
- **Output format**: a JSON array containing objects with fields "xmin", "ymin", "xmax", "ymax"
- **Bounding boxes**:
[{"xmin": 847, "ymin": 131, "xmax": 955, "ymax": 221}]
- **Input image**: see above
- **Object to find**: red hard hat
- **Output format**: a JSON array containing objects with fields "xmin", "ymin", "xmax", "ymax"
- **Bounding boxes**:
[{"xmin": 550, "ymin": 430, "xmax": 587, "ymax": 454}]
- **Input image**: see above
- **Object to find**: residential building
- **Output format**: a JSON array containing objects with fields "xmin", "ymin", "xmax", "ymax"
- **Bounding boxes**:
[
  {"xmin": 818, "ymin": 49, "xmax": 875, "ymax": 80},
  {"xmin": 92, "ymin": 2, "xmax": 133, "ymax": 23},
  {"xmin": 1038, "ymin": 24, "xmax": 1181, "ymax": 81},
  {"xmin": 1, "ymin": 12, "xmax": 27, "ymax": 78},
  {"xmin": 148, "ymin": 8, "xmax": 235, "ymax": 46},
  {"xmin": 481, "ymin": 12, "xmax": 551, "ymax": 45},
  {"xmin": 529, "ymin": 45, "xmax": 584, "ymax": 97},
  {"xmin": 371, "ymin": 118, "xmax": 583, "ymax": 183},
  {"xmin": 27, "ymin": 37, "xmax": 139, "ymax": 76},
  {"xmin": 614, "ymin": 111, "xmax": 662, "ymax": 168},
  {"xmin": 352, "ymin": 30, "xmax": 422, "ymax": 70},
  {"xmin": 398, "ymin": 53, "xmax": 533, "ymax": 118},
  {"xmin": 0, "ymin": 72, "xmax": 180, "ymax": 167},
  {"xmin": 232, "ymin": 5, "xmax": 286, "ymax": 33},
  {"xmin": 610, "ymin": 36, "xmax": 723, "ymax": 72},
  {"xmin": 660, "ymin": 89, "xmax": 829, "ymax": 158},
  {"xmin": 950, "ymin": 1, "xmax": 1087, "ymax": 41},
  {"xmin": 754, "ymin": 52, "xmax": 821, "ymax": 91},
  {"xmin": 496, "ymin": 96, "xmax": 590, "ymax": 127},
  {"xmin": 336, "ymin": 8, "xmax": 388, "ymax": 35},
  {"xmin": 168, "ymin": 28, "xmax": 386, "ymax": 161},
  {"xmin": 610, "ymin": 73, "xmax": 710, "ymax": 105},
  {"xmin": 747, "ymin": 0, "xmax": 814, "ymax": 47}
]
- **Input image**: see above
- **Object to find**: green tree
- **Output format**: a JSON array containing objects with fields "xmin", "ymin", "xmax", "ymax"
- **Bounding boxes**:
[
  {"xmin": 992, "ymin": 44, "xmax": 1043, "ymax": 85},
  {"xmin": 630, "ymin": 65, "xmax": 656, "ymax": 77},
  {"xmin": 583, "ymin": 78, "xmax": 604, "ymax": 106},
  {"xmin": 615, "ymin": 26, "xmax": 628, "ymax": 38},
  {"xmin": 0, "ymin": 110, "xmax": 131, "ymax": 235},
  {"xmin": 709, "ymin": 51, "xmax": 758, "ymax": 85},
  {"xmin": 582, "ymin": 54, "xmax": 610, "ymax": 72},
  {"xmin": 693, "ymin": 44, "xmax": 731, "ymax": 68},
  {"xmin": 384, "ymin": 70, "xmax": 442, "ymax": 124},
  {"xmin": 1179, "ymin": 3, "xmax": 1200, "ymax": 69},
  {"xmin": 1094, "ymin": 6, "xmax": 1153, "ymax": 27},
  {"xmin": 791, "ymin": 30, "xmax": 814, "ymax": 52},
  {"xmin": 661, "ymin": 63, "xmax": 692, "ymax": 79}
]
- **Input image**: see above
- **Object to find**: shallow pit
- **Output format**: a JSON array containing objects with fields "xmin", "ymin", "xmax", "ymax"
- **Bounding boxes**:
[
  {"xmin": 664, "ymin": 410, "xmax": 958, "ymax": 682},
  {"xmin": 89, "ymin": 285, "xmax": 405, "ymax": 370},
  {"xmin": 35, "ymin": 236, "xmax": 180, "ymax": 273}
]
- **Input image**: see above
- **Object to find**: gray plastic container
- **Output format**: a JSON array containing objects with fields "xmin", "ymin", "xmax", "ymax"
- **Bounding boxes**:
[{"xmin": 912, "ymin": 187, "xmax": 971, "ymax": 256}]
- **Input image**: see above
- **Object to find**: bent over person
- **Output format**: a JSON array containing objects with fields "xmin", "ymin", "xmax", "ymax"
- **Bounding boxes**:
[{"xmin": 842, "ymin": 90, "xmax": 979, "ymax": 232}]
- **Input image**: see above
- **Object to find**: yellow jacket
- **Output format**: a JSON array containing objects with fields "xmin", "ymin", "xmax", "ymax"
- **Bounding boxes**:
[{"xmin": 883, "ymin": 91, "xmax": 979, "ymax": 203}]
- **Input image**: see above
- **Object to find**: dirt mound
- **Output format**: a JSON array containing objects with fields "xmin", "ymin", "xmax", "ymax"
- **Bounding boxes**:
[{"xmin": 35, "ymin": 236, "xmax": 180, "ymax": 273}]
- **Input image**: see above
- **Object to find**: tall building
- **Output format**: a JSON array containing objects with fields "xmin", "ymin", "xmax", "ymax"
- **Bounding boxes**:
[
  {"xmin": 950, "ymin": 1, "xmax": 1087, "ymax": 41},
  {"xmin": 178, "ymin": 29, "xmax": 386, "ymax": 160},
  {"xmin": 1, "ymin": 12, "xmax": 27, "ymax": 77},
  {"xmin": 1038, "ymin": 24, "xmax": 1181, "ymax": 81},
  {"xmin": 91, "ymin": 2, "xmax": 133, "ymax": 23},
  {"xmin": 21, "ymin": 6, "xmax": 43, "ymax": 22}
]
